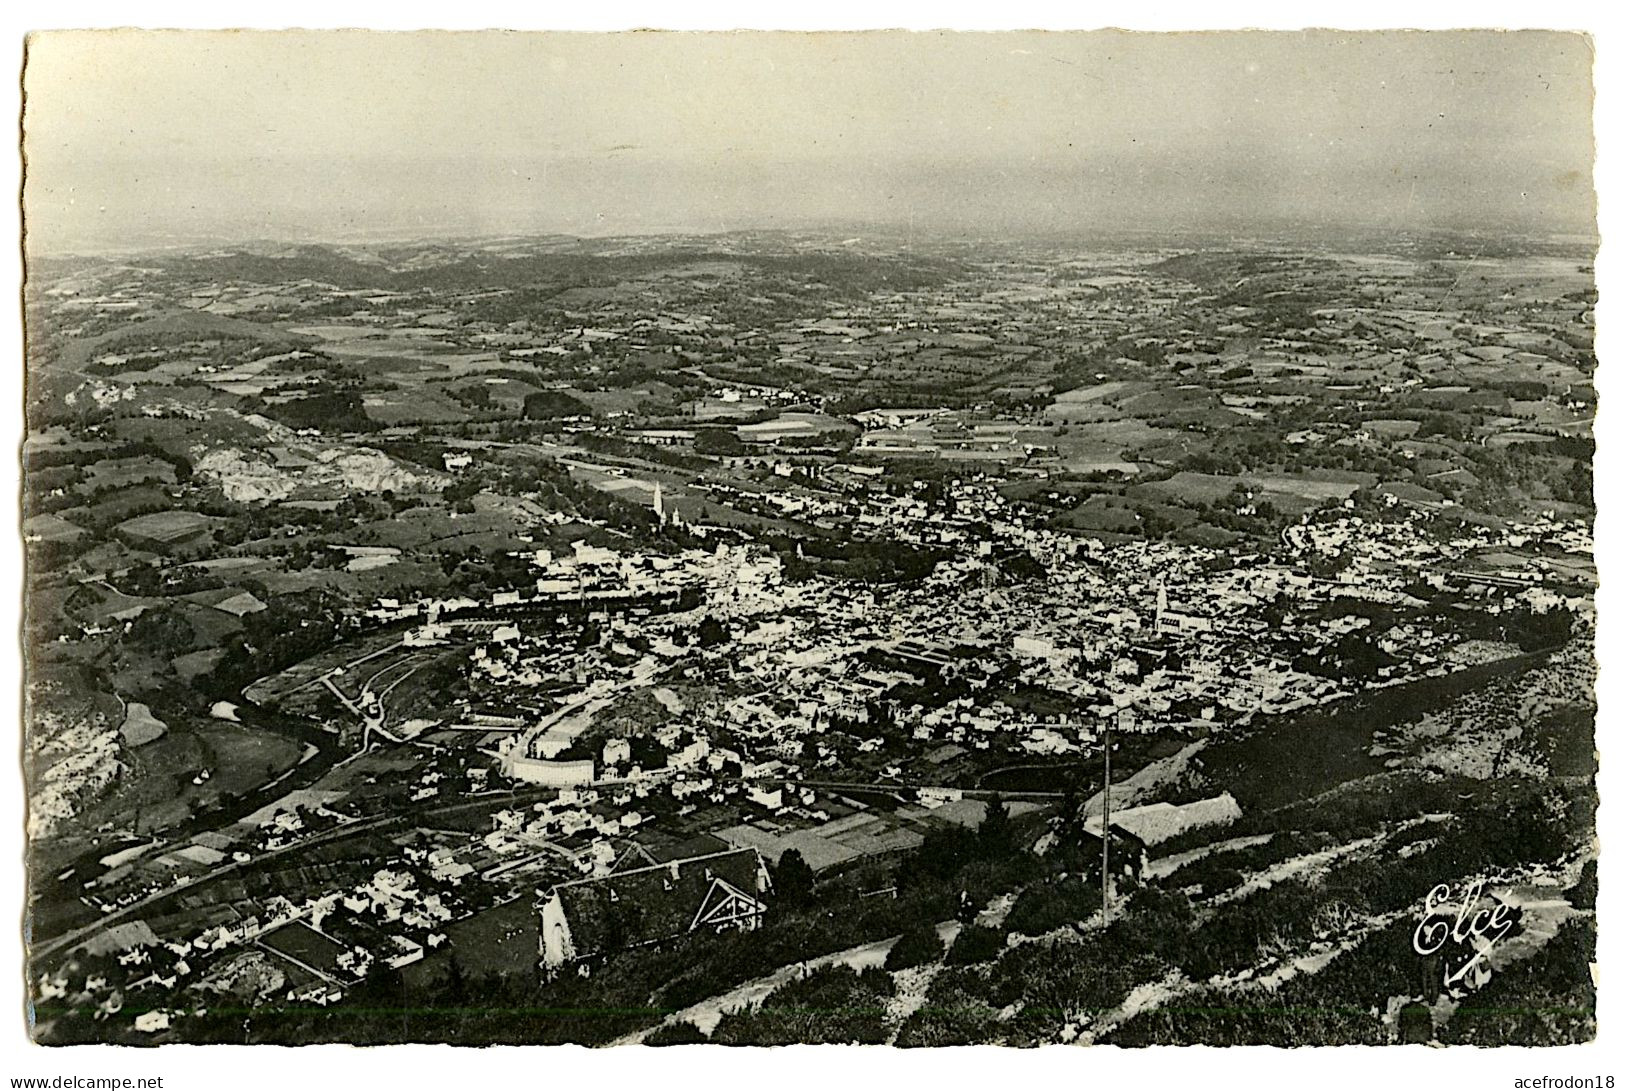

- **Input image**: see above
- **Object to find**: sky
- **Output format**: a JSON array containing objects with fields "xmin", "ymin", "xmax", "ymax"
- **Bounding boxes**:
[{"xmin": 21, "ymin": 29, "xmax": 1598, "ymax": 252}]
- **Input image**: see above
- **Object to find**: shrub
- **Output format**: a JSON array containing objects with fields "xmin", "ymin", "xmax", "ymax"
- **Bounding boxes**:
[
  {"xmin": 1437, "ymin": 917, "xmax": 1596, "ymax": 1046},
  {"xmin": 645, "ymin": 1020, "xmax": 710, "ymax": 1046},
  {"xmin": 710, "ymin": 964, "xmax": 894, "ymax": 1045},
  {"xmin": 895, "ymin": 968, "xmax": 1003, "ymax": 1047},
  {"xmin": 1191, "ymin": 867, "xmax": 1246, "ymax": 896},
  {"xmin": 1568, "ymin": 858, "xmax": 1597, "ymax": 909},
  {"xmin": 1004, "ymin": 880, "xmax": 1102, "ymax": 937},
  {"xmin": 885, "ymin": 925, "xmax": 946, "ymax": 972},
  {"xmin": 946, "ymin": 924, "xmax": 1007, "ymax": 966}
]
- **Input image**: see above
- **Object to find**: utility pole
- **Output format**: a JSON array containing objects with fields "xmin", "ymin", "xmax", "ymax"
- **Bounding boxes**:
[
  {"xmin": 1102, "ymin": 712, "xmax": 1112, "ymax": 924},
  {"xmin": 1010, "ymin": 704, "xmax": 1131, "ymax": 924},
  {"xmin": 1102, "ymin": 705, "xmax": 1134, "ymax": 925}
]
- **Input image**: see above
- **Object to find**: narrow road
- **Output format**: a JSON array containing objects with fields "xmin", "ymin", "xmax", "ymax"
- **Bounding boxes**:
[
  {"xmin": 975, "ymin": 758, "xmax": 1091, "ymax": 789},
  {"xmin": 755, "ymin": 776, "xmax": 1066, "ymax": 802},
  {"xmin": 31, "ymin": 812, "xmax": 397, "ymax": 963},
  {"xmin": 31, "ymin": 785, "xmax": 559, "ymax": 965},
  {"xmin": 480, "ymin": 840, "xmax": 581, "ymax": 881}
]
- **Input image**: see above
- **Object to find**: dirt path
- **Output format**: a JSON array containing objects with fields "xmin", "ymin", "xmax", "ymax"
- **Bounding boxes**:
[
  {"xmin": 1425, "ymin": 873, "xmax": 1589, "ymax": 1037},
  {"xmin": 1208, "ymin": 816, "xmax": 1439, "ymax": 907},
  {"xmin": 1145, "ymin": 834, "xmax": 1274, "ymax": 880},
  {"xmin": 1212, "ymin": 832, "xmax": 1388, "ymax": 905},
  {"xmin": 1069, "ymin": 907, "xmax": 1411, "ymax": 1044},
  {"xmin": 1070, "ymin": 859, "xmax": 1584, "ymax": 1045},
  {"xmin": 616, "ymin": 920, "xmax": 964, "ymax": 1044}
]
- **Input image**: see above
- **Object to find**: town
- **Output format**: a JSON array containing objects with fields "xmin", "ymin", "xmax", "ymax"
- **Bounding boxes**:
[{"xmin": 23, "ymin": 228, "xmax": 1597, "ymax": 1046}]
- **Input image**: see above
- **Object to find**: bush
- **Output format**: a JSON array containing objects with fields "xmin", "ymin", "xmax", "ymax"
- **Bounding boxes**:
[
  {"xmin": 652, "ymin": 882, "xmax": 955, "ymax": 1012},
  {"xmin": 1004, "ymin": 880, "xmax": 1102, "ymax": 937},
  {"xmin": 946, "ymin": 924, "xmax": 1007, "ymax": 966},
  {"xmin": 885, "ymin": 925, "xmax": 946, "ymax": 972},
  {"xmin": 1176, "ymin": 880, "xmax": 1322, "ymax": 980},
  {"xmin": 1189, "ymin": 866, "xmax": 1246, "ymax": 896},
  {"xmin": 993, "ymin": 947, "xmax": 1171, "ymax": 1044},
  {"xmin": 1437, "ymin": 917, "xmax": 1596, "ymax": 1046},
  {"xmin": 645, "ymin": 1020, "xmax": 710, "ymax": 1046},
  {"xmin": 895, "ymin": 968, "xmax": 1003, "ymax": 1047},
  {"xmin": 710, "ymin": 964, "xmax": 894, "ymax": 1045},
  {"xmin": 1568, "ymin": 858, "xmax": 1597, "ymax": 909}
]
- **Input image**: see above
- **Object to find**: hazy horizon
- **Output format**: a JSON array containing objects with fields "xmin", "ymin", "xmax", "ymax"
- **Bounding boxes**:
[{"xmin": 22, "ymin": 29, "xmax": 1597, "ymax": 255}]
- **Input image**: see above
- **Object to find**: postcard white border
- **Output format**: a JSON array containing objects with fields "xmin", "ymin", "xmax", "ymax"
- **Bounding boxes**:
[{"xmin": 2, "ymin": 3, "xmax": 1616, "ymax": 1088}]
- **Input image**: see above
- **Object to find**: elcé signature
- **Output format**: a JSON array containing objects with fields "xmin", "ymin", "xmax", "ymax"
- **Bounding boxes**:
[{"xmin": 1412, "ymin": 878, "xmax": 1519, "ymax": 989}]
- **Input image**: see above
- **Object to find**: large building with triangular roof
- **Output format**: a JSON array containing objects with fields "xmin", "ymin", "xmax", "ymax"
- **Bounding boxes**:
[{"xmin": 538, "ymin": 847, "xmax": 770, "ymax": 971}]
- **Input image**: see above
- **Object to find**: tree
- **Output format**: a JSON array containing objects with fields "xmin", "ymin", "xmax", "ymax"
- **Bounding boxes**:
[
  {"xmin": 772, "ymin": 848, "xmax": 816, "ymax": 909},
  {"xmin": 1563, "ymin": 461, "xmax": 1594, "ymax": 506},
  {"xmin": 694, "ymin": 428, "xmax": 745, "ymax": 456},
  {"xmin": 286, "ymin": 542, "xmax": 314, "ymax": 571},
  {"xmin": 126, "ymin": 607, "xmax": 196, "ymax": 659},
  {"xmin": 696, "ymin": 616, "xmax": 729, "ymax": 648},
  {"xmin": 444, "ymin": 955, "xmax": 469, "ymax": 1009},
  {"xmin": 522, "ymin": 390, "xmax": 592, "ymax": 421},
  {"xmin": 1568, "ymin": 859, "xmax": 1597, "ymax": 910},
  {"xmin": 978, "ymin": 794, "xmax": 1014, "ymax": 858},
  {"xmin": 353, "ymin": 961, "xmax": 412, "ymax": 1042}
]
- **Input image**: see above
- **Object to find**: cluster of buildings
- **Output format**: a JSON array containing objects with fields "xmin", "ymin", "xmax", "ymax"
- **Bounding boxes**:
[{"xmin": 27, "ymin": 236, "xmax": 1597, "ymax": 1040}]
